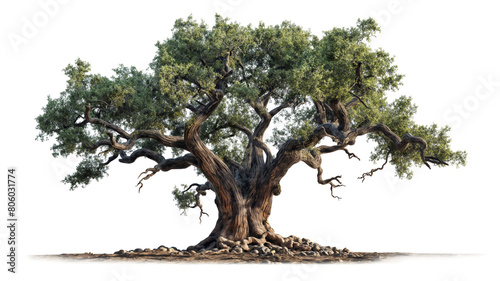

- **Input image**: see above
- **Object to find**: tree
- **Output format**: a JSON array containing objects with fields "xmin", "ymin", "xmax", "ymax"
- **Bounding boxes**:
[{"xmin": 36, "ymin": 15, "xmax": 466, "ymax": 251}]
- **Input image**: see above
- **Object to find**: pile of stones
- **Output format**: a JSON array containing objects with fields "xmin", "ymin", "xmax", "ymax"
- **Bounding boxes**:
[{"xmin": 115, "ymin": 238, "xmax": 352, "ymax": 258}]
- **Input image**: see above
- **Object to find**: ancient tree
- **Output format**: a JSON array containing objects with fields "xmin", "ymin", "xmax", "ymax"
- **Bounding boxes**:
[{"xmin": 36, "ymin": 16, "xmax": 466, "ymax": 251}]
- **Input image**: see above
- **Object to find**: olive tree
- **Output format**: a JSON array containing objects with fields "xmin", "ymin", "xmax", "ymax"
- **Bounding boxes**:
[{"xmin": 36, "ymin": 16, "xmax": 466, "ymax": 251}]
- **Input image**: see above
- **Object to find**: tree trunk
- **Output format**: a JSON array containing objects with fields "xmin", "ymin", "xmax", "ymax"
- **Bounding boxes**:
[{"xmin": 187, "ymin": 178, "xmax": 279, "ymax": 250}]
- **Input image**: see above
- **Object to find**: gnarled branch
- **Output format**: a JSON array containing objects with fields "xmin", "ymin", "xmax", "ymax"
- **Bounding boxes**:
[
  {"xmin": 118, "ymin": 149, "xmax": 165, "ymax": 164},
  {"xmin": 358, "ymin": 151, "xmax": 390, "ymax": 182},
  {"xmin": 136, "ymin": 154, "xmax": 199, "ymax": 192},
  {"xmin": 300, "ymin": 150, "xmax": 344, "ymax": 199},
  {"xmin": 353, "ymin": 124, "xmax": 448, "ymax": 169},
  {"xmin": 184, "ymin": 182, "xmax": 213, "ymax": 223},
  {"xmin": 85, "ymin": 105, "xmax": 188, "ymax": 150}
]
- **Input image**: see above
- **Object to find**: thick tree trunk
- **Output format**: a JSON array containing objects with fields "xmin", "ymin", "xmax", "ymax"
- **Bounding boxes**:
[{"xmin": 188, "ymin": 179, "xmax": 273, "ymax": 245}]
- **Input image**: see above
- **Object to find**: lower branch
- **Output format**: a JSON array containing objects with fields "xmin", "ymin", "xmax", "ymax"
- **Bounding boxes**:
[
  {"xmin": 184, "ymin": 183, "xmax": 212, "ymax": 223},
  {"xmin": 119, "ymin": 149, "xmax": 165, "ymax": 164},
  {"xmin": 136, "ymin": 154, "xmax": 199, "ymax": 192},
  {"xmin": 301, "ymin": 150, "xmax": 344, "ymax": 199},
  {"xmin": 317, "ymin": 166, "xmax": 343, "ymax": 200}
]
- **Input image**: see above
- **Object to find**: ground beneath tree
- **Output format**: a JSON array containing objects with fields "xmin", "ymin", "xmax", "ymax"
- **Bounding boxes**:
[{"xmin": 34, "ymin": 245, "xmax": 457, "ymax": 264}]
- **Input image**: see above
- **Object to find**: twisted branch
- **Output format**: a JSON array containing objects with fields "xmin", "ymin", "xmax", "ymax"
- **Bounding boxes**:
[
  {"xmin": 184, "ymin": 183, "xmax": 212, "ymax": 223},
  {"xmin": 358, "ymin": 151, "xmax": 390, "ymax": 182},
  {"xmin": 353, "ymin": 124, "xmax": 448, "ymax": 169},
  {"xmin": 136, "ymin": 154, "xmax": 199, "ymax": 192}
]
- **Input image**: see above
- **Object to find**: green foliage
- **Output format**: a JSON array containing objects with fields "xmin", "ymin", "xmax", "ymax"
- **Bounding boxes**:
[
  {"xmin": 62, "ymin": 156, "xmax": 109, "ymax": 190},
  {"xmin": 172, "ymin": 185, "xmax": 196, "ymax": 215},
  {"xmin": 365, "ymin": 96, "xmax": 467, "ymax": 179},
  {"xmin": 36, "ymin": 15, "xmax": 466, "ymax": 190}
]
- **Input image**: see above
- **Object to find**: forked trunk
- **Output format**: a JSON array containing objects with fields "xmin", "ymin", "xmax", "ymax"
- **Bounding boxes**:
[{"xmin": 188, "ymin": 180, "xmax": 282, "ymax": 250}]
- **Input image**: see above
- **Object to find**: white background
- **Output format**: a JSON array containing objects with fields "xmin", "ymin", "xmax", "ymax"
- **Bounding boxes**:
[{"xmin": 1, "ymin": 0, "xmax": 499, "ymax": 280}]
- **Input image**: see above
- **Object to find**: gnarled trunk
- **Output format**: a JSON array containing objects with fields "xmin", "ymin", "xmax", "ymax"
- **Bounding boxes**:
[{"xmin": 187, "ymin": 178, "xmax": 292, "ymax": 251}]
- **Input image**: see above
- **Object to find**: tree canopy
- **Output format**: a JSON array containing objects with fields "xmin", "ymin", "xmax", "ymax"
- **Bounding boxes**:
[{"xmin": 36, "ymin": 15, "xmax": 465, "ymax": 192}]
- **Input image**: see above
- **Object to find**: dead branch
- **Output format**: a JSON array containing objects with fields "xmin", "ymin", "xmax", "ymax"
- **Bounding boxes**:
[
  {"xmin": 343, "ymin": 148, "xmax": 360, "ymax": 161},
  {"xmin": 358, "ymin": 152, "xmax": 390, "ymax": 182}
]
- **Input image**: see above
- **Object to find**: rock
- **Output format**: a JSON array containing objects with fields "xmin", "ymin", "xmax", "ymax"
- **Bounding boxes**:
[
  {"xmin": 272, "ymin": 246, "xmax": 282, "ymax": 252},
  {"xmin": 342, "ymin": 248, "xmax": 350, "ymax": 253},
  {"xmin": 265, "ymin": 250, "xmax": 275, "ymax": 256},
  {"xmin": 261, "ymin": 260, "xmax": 271, "ymax": 264},
  {"xmin": 231, "ymin": 246, "xmax": 243, "ymax": 254},
  {"xmin": 251, "ymin": 249, "xmax": 259, "ymax": 254},
  {"xmin": 312, "ymin": 244, "xmax": 321, "ymax": 251},
  {"xmin": 114, "ymin": 249, "xmax": 126, "ymax": 255},
  {"xmin": 259, "ymin": 246, "xmax": 270, "ymax": 255},
  {"xmin": 277, "ymin": 247, "xmax": 290, "ymax": 255},
  {"xmin": 144, "ymin": 248, "xmax": 152, "ymax": 252},
  {"xmin": 301, "ymin": 246, "xmax": 312, "ymax": 251},
  {"xmin": 133, "ymin": 248, "xmax": 143, "ymax": 253},
  {"xmin": 189, "ymin": 250, "xmax": 196, "ymax": 254},
  {"xmin": 299, "ymin": 252, "xmax": 308, "ymax": 257}
]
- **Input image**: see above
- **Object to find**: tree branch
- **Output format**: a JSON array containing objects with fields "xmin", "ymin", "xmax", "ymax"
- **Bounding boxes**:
[
  {"xmin": 349, "ymin": 91, "xmax": 371, "ymax": 109},
  {"xmin": 184, "ymin": 183, "xmax": 212, "ymax": 223},
  {"xmin": 330, "ymin": 99, "xmax": 350, "ymax": 132},
  {"xmin": 300, "ymin": 150, "xmax": 343, "ymax": 199},
  {"xmin": 85, "ymin": 104, "xmax": 130, "ymax": 139},
  {"xmin": 136, "ymin": 153, "xmax": 199, "ymax": 192},
  {"xmin": 358, "ymin": 151, "xmax": 390, "ymax": 182},
  {"xmin": 85, "ymin": 104, "xmax": 188, "ymax": 150},
  {"xmin": 352, "ymin": 124, "xmax": 448, "ymax": 169},
  {"xmin": 118, "ymin": 149, "xmax": 166, "ymax": 164}
]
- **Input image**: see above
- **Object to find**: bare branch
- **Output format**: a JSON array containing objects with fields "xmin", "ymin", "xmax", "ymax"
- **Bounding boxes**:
[
  {"xmin": 358, "ymin": 151, "xmax": 390, "ymax": 182},
  {"xmin": 349, "ymin": 91, "xmax": 371, "ymax": 109},
  {"xmin": 300, "ymin": 150, "xmax": 344, "ymax": 200},
  {"xmin": 136, "ymin": 168, "xmax": 158, "ymax": 193},
  {"xmin": 184, "ymin": 183, "xmax": 212, "ymax": 223},
  {"xmin": 343, "ymin": 148, "xmax": 360, "ymax": 161},
  {"xmin": 317, "ymin": 166, "xmax": 344, "ymax": 190}
]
